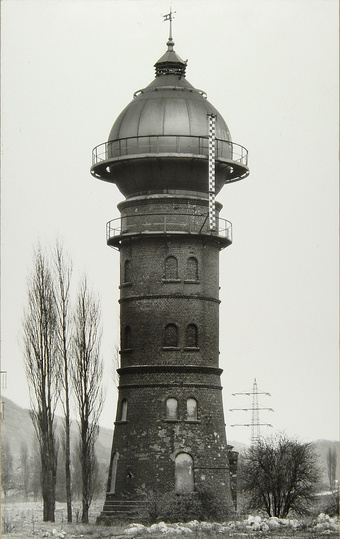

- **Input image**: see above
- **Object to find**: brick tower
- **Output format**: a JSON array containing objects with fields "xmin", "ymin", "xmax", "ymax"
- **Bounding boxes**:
[{"xmin": 91, "ymin": 19, "xmax": 249, "ymax": 522}]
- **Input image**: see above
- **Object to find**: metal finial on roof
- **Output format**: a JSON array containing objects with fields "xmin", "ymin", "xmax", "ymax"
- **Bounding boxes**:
[
  {"xmin": 163, "ymin": 6, "xmax": 176, "ymax": 46},
  {"xmin": 156, "ymin": 7, "xmax": 186, "ymax": 78}
]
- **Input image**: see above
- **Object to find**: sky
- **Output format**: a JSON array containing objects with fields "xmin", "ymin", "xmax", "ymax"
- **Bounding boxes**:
[{"xmin": 1, "ymin": 0, "xmax": 338, "ymax": 446}]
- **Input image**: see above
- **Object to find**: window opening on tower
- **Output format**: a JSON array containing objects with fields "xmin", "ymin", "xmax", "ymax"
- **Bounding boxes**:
[
  {"xmin": 123, "ymin": 260, "xmax": 132, "ymax": 284},
  {"xmin": 166, "ymin": 397, "xmax": 178, "ymax": 420},
  {"xmin": 185, "ymin": 256, "xmax": 199, "ymax": 281},
  {"xmin": 120, "ymin": 399, "xmax": 128, "ymax": 422},
  {"xmin": 163, "ymin": 256, "xmax": 180, "ymax": 281},
  {"xmin": 163, "ymin": 324, "xmax": 179, "ymax": 348},
  {"xmin": 185, "ymin": 324, "xmax": 198, "ymax": 349},
  {"xmin": 123, "ymin": 326, "xmax": 132, "ymax": 350},
  {"xmin": 186, "ymin": 398, "xmax": 198, "ymax": 421}
]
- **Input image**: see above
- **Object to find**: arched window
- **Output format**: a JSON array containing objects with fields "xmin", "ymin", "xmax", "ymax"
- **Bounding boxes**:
[
  {"xmin": 186, "ymin": 257, "xmax": 199, "ymax": 281},
  {"xmin": 166, "ymin": 398, "xmax": 178, "ymax": 420},
  {"xmin": 186, "ymin": 324, "xmax": 198, "ymax": 348},
  {"xmin": 124, "ymin": 326, "xmax": 132, "ymax": 349},
  {"xmin": 186, "ymin": 398, "xmax": 198, "ymax": 421},
  {"xmin": 120, "ymin": 399, "xmax": 128, "ymax": 421},
  {"xmin": 164, "ymin": 256, "xmax": 179, "ymax": 280},
  {"xmin": 124, "ymin": 260, "xmax": 132, "ymax": 283},
  {"xmin": 175, "ymin": 453, "xmax": 194, "ymax": 493},
  {"xmin": 164, "ymin": 324, "xmax": 178, "ymax": 347},
  {"xmin": 109, "ymin": 451, "xmax": 119, "ymax": 493}
]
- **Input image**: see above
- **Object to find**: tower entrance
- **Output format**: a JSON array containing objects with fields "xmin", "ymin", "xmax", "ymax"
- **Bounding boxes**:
[{"xmin": 175, "ymin": 453, "xmax": 194, "ymax": 494}]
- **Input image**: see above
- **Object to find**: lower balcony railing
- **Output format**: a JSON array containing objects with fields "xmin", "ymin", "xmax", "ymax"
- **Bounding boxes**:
[{"xmin": 106, "ymin": 213, "xmax": 232, "ymax": 244}]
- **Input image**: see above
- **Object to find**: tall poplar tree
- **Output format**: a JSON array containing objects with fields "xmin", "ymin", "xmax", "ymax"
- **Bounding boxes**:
[
  {"xmin": 23, "ymin": 245, "xmax": 59, "ymax": 521},
  {"xmin": 71, "ymin": 277, "xmax": 104, "ymax": 523},
  {"xmin": 54, "ymin": 242, "xmax": 73, "ymax": 522}
]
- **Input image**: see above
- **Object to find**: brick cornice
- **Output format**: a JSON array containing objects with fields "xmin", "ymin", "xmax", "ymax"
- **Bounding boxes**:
[
  {"xmin": 117, "ymin": 365, "xmax": 223, "ymax": 376},
  {"xmin": 119, "ymin": 294, "xmax": 220, "ymax": 304},
  {"xmin": 118, "ymin": 383, "xmax": 223, "ymax": 390}
]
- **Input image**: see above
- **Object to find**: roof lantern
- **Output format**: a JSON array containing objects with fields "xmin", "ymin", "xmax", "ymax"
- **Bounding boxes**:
[{"xmin": 154, "ymin": 37, "xmax": 187, "ymax": 78}]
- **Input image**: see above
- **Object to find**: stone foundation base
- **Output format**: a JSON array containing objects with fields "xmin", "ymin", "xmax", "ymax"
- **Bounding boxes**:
[{"xmin": 97, "ymin": 498, "xmax": 150, "ymax": 524}]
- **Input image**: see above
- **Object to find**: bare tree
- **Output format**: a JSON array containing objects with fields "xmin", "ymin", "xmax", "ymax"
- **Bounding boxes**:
[
  {"xmin": 71, "ymin": 277, "xmax": 104, "ymax": 523},
  {"xmin": 23, "ymin": 245, "xmax": 59, "ymax": 521},
  {"xmin": 242, "ymin": 433, "xmax": 321, "ymax": 518},
  {"xmin": 1, "ymin": 438, "xmax": 13, "ymax": 497},
  {"xmin": 30, "ymin": 439, "xmax": 42, "ymax": 500},
  {"xmin": 71, "ymin": 448, "xmax": 82, "ymax": 501},
  {"xmin": 19, "ymin": 442, "xmax": 30, "ymax": 500},
  {"xmin": 54, "ymin": 242, "xmax": 73, "ymax": 521},
  {"xmin": 327, "ymin": 447, "xmax": 337, "ymax": 491}
]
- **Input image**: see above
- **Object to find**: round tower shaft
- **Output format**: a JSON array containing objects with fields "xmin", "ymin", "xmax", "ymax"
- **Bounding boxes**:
[{"xmin": 92, "ymin": 29, "xmax": 248, "ymax": 522}]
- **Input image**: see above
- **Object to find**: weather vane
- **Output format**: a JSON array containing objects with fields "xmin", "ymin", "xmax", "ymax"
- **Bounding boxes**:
[{"xmin": 163, "ymin": 6, "xmax": 176, "ymax": 41}]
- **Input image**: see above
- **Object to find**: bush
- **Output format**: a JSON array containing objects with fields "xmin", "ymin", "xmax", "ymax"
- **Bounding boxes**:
[
  {"xmin": 241, "ymin": 433, "xmax": 322, "ymax": 518},
  {"xmin": 157, "ymin": 492, "xmax": 203, "ymax": 522},
  {"xmin": 321, "ymin": 492, "xmax": 339, "ymax": 517},
  {"xmin": 137, "ymin": 489, "xmax": 230, "ymax": 523}
]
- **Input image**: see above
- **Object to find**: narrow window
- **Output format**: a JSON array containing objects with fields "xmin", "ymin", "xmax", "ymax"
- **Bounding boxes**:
[
  {"xmin": 166, "ymin": 398, "xmax": 178, "ymax": 420},
  {"xmin": 120, "ymin": 399, "xmax": 128, "ymax": 421},
  {"xmin": 175, "ymin": 453, "xmax": 194, "ymax": 493},
  {"xmin": 187, "ymin": 398, "xmax": 198, "ymax": 421},
  {"xmin": 124, "ymin": 326, "xmax": 132, "ymax": 349},
  {"xmin": 186, "ymin": 324, "xmax": 198, "ymax": 348},
  {"xmin": 109, "ymin": 451, "xmax": 119, "ymax": 493},
  {"xmin": 186, "ymin": 257, "xmax": 199, "ymax": 281},
  {"xmin": 124, "ymin": 260, "xmax": 132, "ymax": 283},
  {"xmin": 164, "ymin": 256, "xmax": 178, "ymax": 280},
  {"xmin": 164, "ymin": 324, "xmax": 178, "ymax": 347}
]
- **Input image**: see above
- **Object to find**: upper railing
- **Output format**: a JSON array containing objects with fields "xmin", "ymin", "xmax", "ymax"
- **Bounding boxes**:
[
  {"xmin": 106, "ymin": 212, "xmax": 232, "ymax": 246},
  {"xmin": 92, "ymin": 135, "xmax": 248, "ymax": 167}
]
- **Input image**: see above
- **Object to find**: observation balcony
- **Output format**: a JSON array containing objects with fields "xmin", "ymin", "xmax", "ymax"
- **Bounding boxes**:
[
  {"xmin": 106, "ymin": 212, "xmax": 232, "ymax": 249},
  {"xmin": 91, "ymin": 135, "xmax": 249, "ymax": 185}
]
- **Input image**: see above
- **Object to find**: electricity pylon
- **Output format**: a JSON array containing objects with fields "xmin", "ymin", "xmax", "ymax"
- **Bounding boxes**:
[{"xmin": 230, "ymin": 378, "xmax": 273, "ymax": 444}]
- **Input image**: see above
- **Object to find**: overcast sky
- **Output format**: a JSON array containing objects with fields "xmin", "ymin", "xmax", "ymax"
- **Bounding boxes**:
[{"xmin": 1, "ymin": 0, "xmax": 338, "ymax": 445}]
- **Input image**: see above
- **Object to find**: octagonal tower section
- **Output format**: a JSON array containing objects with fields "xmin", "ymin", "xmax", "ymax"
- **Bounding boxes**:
[{"xmin": 91, "ymin": 36, "xmax": 249, "ymax": 522}]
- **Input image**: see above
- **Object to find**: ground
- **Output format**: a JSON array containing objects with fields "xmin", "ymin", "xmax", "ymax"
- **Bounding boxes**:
[{"xmin": 1, "ymin": 500, "xmax": 338, "ymax": 538}]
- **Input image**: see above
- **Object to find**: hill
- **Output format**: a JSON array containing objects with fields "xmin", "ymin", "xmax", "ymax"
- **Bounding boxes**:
[
  {"xmin": 1, "ymin": 396, "xmax": 339, "ymax": 485},
  {"xmin": 1, "ymin": 396, "xmax": 112, "ymax": 467},
  {"xmin": 1, "ymin": 397, "xmax": 246, "ymax": 466}
]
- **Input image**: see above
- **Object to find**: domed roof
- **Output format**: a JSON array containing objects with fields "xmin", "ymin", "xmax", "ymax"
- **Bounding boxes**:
[
  {"xmin": 108, "ymin": 39, "xmax": 231, "ymax": 143},
  {"xmin": 91, "ymin": 36, "xmax": 249, "ymax": 196}
]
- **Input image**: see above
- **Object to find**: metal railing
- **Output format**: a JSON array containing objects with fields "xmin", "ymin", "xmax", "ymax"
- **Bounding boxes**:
[
  {"xmin": 106, "ymin": 213, "xmax": 232, "ymax": 243},
  {"xmin": 92, "ymin": 135, "xmax": 248, "ymax": 167}
]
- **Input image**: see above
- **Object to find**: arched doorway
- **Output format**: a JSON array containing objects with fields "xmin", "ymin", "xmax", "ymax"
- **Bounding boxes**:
[
  {"xmin": 175, "ymin": 453, "xmax": 194, "ymax": 493},
  {"xmin": 109, "ymin": 451, "xmax": 119, "ymax": 493}
]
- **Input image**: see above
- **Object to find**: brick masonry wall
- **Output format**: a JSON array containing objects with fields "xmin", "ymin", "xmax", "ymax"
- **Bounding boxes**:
[
  {"xmin": 120, "ymin": 296, "xmax": 219, "ymax": 367},
  {"xmin": 101, "ymin": 193, "xmax": 234, "ymax": 520},
  {"xmin": 119, "ymin": 231, "xmax": 221, "ymax": 368},
  {"xmin": 109, "ymin": 384, "xmax": 231, "ymax": 507}
]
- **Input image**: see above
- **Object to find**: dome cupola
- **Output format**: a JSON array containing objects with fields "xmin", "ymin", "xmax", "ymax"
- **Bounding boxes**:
[
  {"xmin": 154, "ymin": 37, "xmax": 187, "ymax": 77},
  {"xmin": 91, "ymin": 33, "xmax": 249, "ymax": 198}
]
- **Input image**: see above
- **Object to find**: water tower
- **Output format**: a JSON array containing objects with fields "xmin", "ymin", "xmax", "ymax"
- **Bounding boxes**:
[{"xmin": 91, "ymin": 14, "xmax": 249, "ymax": 521}]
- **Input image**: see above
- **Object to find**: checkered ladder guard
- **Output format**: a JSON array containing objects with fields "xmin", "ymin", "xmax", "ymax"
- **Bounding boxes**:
[{"xmin": 208, "ymin": 114, "xmax": 216, "ymax": 231}]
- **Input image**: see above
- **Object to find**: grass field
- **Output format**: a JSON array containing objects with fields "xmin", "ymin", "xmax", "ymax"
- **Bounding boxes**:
[{"xmin": 1, "ymin": 500, "xmax": 338, "ymax": 538}]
